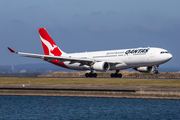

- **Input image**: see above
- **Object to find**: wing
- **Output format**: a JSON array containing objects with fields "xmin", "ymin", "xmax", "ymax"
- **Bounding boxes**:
[{"xmin": 7, "ymin": 47, "xmax": 123, "ymax": 65}]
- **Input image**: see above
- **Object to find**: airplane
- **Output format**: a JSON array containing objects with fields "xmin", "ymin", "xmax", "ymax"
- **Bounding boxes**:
[{"xmin": 8, "ymin": 28, "xmax": 172, "ymax": 78}]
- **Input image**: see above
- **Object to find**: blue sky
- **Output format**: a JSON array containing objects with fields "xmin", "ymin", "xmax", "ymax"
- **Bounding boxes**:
[{"xmin": 1, "ymin": 0, "xmax": 180, "ymax": 68}]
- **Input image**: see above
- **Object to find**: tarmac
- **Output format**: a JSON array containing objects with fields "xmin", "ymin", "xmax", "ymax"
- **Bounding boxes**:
[{"xmin": 0, "ymin": 84, "xmax": 180, "ymax": 99}]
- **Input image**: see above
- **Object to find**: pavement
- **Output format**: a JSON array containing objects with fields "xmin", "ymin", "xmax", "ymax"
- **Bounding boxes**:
[
  {"xmin": 0, "ymin": 84, "xmax": 180, "ymax": 99},
  {"xmin": 0, "ymin": 84, "xmax": 180, "ymax": 92}
]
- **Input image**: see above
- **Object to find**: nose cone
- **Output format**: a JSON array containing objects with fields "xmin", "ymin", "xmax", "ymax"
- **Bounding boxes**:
[
  {"xmin": 168, "ymin": 53, "xmax": 173, "ymax": 60},
  {"xmin": 165, "ymin": 53, "xmax": 173, "ymax": 62}
]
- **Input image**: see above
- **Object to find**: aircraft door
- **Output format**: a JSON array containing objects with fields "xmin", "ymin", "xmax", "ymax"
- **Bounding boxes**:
[{"xmin": 148, "ymin": 49, "xmax": 154, "ymax": 62}]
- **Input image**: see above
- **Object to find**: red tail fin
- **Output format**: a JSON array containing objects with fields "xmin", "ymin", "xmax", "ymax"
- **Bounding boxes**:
[{"xmin": 38, "ymin": 28, "xmax": 65, "ymax": 56}]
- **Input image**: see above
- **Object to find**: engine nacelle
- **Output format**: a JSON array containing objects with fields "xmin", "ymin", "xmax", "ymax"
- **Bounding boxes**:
[
  {"xmin": 133, "ymin": 66, "xmax": 153, "ymax": 73},
  {"xmin": 92, "ymin": 61, "xmax": 110, "ymax": 71}
]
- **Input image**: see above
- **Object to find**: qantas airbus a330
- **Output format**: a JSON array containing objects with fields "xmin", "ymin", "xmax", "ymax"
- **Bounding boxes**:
[{"xmin": 8, "ymin": 28, "xmax": 172, "ymax": 78}]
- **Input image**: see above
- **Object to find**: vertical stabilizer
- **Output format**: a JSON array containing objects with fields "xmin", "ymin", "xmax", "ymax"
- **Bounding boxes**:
[{"xmin": 38, "ymin": 28, "xmax": 65, "ymax": 56}]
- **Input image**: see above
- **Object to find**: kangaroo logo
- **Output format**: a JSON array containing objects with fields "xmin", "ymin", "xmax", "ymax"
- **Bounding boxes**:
[{"xmin": 40, "ymin": 36, "xmax": 62, "ymax": 56}]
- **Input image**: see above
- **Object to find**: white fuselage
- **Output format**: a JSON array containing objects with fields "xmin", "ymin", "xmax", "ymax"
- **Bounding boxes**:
[
  {"xmin": 8, "ymin": 28, "xmax": 173, "ymax": 76},
  {"xmin": 61, "ymin": 47, "xmax": 172, "ymax": 71}
]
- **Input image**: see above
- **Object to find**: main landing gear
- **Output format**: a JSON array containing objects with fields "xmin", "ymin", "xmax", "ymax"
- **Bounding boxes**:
[
  {"xmin": 85, "ymin": 71, "xmax": 97, "ymax": 78},
  {"xmin": 111, "ymin": 70, "xmax": 122, "ymax": 78},
  {"xmin": 85, "ymin": 70, "xmax": 123, "ymax": 78}
]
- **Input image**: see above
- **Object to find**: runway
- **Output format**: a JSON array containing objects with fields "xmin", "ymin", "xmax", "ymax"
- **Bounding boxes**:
[{"xmin": 0, "ymin": 84, "xmax": 180, "ymax": 99}]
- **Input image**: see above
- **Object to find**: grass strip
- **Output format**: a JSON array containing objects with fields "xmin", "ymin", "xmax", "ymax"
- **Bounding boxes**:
[{"xmin": 0, "ymin": 78, "xmax": 180, "ymax": 86}]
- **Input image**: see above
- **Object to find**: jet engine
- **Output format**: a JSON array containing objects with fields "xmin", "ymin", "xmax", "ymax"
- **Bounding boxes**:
[
  {"xmin": 92, "ymin": 61, "xmax": 110, "ymax": 71},
  {"xmin": 133, "ymin": 66, "xmax": 153, "ymax": 72}
]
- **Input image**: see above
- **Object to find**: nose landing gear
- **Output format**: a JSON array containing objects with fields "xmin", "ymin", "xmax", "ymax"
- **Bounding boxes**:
[
  {"xmin": 153, "ymin": 70, "xmax": 159, "ymax": 74},
  {"xmin": 110, "ymin": 70, "xmax": 122, "ymax": 78},
  {"xmin": 153, "ymin": 65, "xmax": 159, "ymax": 74}
]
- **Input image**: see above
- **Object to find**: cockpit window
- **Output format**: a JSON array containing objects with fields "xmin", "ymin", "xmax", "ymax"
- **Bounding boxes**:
[{"xmin": 160, "ymin": 51, "xmax": 169, "ymax": 54}]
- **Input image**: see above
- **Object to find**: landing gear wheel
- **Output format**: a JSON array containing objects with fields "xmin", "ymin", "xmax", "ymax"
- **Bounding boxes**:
[
  {"xmin": 118, "ymin": 73, "xmax": 122, "ymax": 78},
  {"xmin": 153, "ymin": 70, "xmax": 159, "ymax": 74},
  {"xmin": 89, "ymin": 73, "xmax": 93, "ymax": 77},
  {"xmin": 110, "ymin": 73, "xmax": 122, "ymax": 78},
  {"xmin": 93, "ymin": 73, "xmax": 97, "ymax": 78},
  {"xmin": 111, "ymin": 73, "xmax": 114, "ymax": 78},
  {"xmin": 115, "ymin": 74, "xmax": 118, "ymax": 77},
  {"xmin": 85, "ymin": 73, "xmax": 89, "ymax": 77},
  {"xmin": 85, "ymin": 73, "xmax": 97, "ymax": 78}
]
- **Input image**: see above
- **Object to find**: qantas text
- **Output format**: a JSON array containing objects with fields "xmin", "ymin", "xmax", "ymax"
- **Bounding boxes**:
[{"xmin": 125, "ymin": 48, "xmax": 149, "ymax": 55}]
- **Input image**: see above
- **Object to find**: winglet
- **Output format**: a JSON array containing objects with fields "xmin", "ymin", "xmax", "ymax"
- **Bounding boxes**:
[{"xmin": 7, "ymin": 47, "xmax": 16, "ymax": 53}]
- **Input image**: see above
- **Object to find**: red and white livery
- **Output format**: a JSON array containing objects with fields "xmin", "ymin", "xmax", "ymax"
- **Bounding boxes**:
[{"xmin": 8, "ymin": 28, "xmax": 172, "ymax": 77}]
